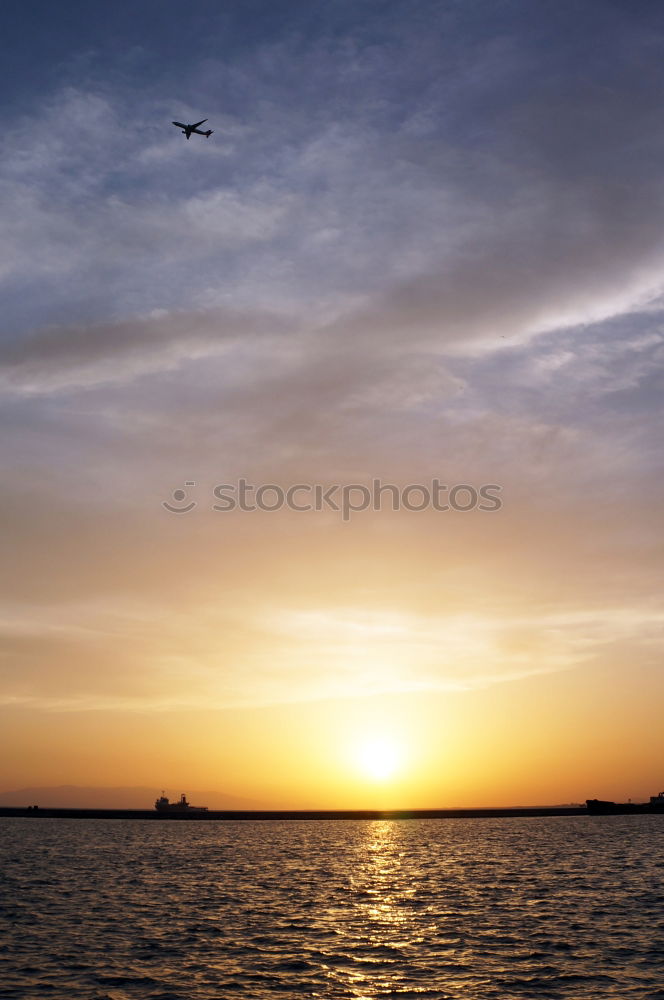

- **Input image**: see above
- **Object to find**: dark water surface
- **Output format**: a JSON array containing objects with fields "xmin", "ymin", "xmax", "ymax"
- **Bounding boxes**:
[{"xmin": 1, "ymin": 815, "xmax": 663, "ymax": 999}]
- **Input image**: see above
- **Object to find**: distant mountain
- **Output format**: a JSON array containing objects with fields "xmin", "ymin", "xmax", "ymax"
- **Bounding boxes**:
[{"xmin": 0, "ymin": 785, "xmax": 262, "ymax": 809}]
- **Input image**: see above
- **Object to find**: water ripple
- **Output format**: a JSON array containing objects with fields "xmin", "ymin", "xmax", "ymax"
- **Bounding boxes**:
[{"xmin": 1, "ymin": 816, "xmax": 663, "ymax": 998}]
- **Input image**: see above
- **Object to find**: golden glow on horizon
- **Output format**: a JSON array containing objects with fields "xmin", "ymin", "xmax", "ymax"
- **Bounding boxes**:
[{"xmin": 3, "ymin": 665, "xmax": 664, "ymax": 809}]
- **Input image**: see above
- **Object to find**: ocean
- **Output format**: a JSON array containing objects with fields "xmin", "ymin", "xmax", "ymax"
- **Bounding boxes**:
[{"xmin": 1, "ymin": 815, "xmax": 663, "ymax": 999}]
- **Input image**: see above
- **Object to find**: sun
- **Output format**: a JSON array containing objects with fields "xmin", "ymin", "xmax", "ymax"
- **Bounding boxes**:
[{"xmin": 355, "ymin": 736, "xmax": 402, "ymax": 782}]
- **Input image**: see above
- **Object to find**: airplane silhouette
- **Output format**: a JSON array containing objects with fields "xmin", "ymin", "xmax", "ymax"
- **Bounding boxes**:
[{"xmin": 172, "ymin": 119, "xmax": 214, "ymax": 140}]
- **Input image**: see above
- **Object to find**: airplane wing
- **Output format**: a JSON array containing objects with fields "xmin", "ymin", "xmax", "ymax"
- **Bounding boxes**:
[
  {"xmin": 192, "ymin": 119, "xmax": 207, "ymax": 129},
  {"xmin": 172, "ymin": 121, "xmax": 187, "ymax": 128}
]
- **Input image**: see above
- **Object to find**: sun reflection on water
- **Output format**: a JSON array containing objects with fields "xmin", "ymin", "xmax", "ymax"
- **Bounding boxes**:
[
  {"xmin": 327, "ymin": 820, "xmax": 424, "ymax": 997},
  {"xmin": 4, "ymin": 818, "xmax": 658, "ymax": 999}
]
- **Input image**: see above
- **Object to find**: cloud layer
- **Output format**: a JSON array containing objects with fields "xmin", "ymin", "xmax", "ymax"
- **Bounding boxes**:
[{"xmin": 1, "ymin": 0, "xmax": 663, "ymax": 716}]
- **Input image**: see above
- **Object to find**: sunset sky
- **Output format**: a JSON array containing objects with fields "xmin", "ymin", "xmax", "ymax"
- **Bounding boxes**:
[{"xmin": 2, "ymin": 0, "xmax": 663, "ymax": 808}]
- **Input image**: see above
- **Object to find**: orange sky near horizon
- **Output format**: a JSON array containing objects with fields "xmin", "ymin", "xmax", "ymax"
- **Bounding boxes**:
[
  {"xmin": 3, "ymin": 650, "xmax": 663, "ymax": 808},
  {"xmin": 3, "ymin": 419, "xmax": 662, "ymax": 808}
]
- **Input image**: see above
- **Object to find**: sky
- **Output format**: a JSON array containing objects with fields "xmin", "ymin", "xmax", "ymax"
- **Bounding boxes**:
[{"xmin": 1, "ymin": 0, "xmax": 663, "ymax": 808}]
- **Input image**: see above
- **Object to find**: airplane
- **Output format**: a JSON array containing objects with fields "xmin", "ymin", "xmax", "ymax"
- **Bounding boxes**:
[{"xmin": 172, "ymin": 118, "xmax": 214, "ymax": 140}]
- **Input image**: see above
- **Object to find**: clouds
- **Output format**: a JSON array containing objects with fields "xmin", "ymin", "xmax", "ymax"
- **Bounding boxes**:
[
  {"xmin": 1, "ymin": 0, "xmax": 663, "ymax": 723},
  {"xmin": 6, "ymin": 0, "xmax": 664, "ymax": 334},
  {"xmin": 3, "ymin": 583, "xmax": 663, "ymax": 712},
  {"xmin": 6, "ymin": 17, "xmax": 664, "ymax": 351},
  {"xmin": 0, "ymin": 304, "xmax": 296, "ymax": 394}
]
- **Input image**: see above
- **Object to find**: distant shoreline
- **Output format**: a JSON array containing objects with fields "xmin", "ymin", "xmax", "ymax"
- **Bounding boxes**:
[{"xmin": 0, "ymin": 805, "xmax": 588, "ymax": 821}]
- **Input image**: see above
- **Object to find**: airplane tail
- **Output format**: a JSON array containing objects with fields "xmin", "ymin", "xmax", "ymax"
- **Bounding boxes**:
[{"xmin": 205, "ymin": 130, "xmax": 214, "ymax": 137}]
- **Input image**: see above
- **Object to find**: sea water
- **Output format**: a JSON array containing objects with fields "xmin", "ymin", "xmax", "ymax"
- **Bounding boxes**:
[{"xmin": 1, "ymin": 815, "xmax": 663, "ymax": 998}]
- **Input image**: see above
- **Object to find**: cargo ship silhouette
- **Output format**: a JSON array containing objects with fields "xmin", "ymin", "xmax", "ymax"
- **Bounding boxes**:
[{"xmin": 154, "ymin": 792, "xmax": 208, "ymax": 813}]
